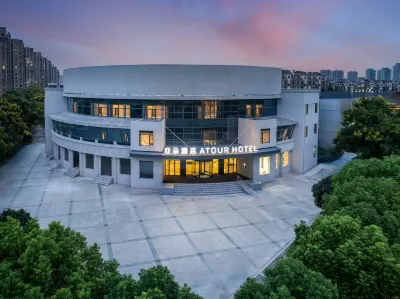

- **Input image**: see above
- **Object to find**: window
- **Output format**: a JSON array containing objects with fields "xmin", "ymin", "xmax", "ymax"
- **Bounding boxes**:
[
  {"xmin": 204, "ymin": 101, "xmax": 217, "ymax": 119},
  {"xmin": 120, "ymin": 158, "xmax": 131, "ymax": 175},
  {"xmin": 86, "ymin": 154, "xmax": 94, "ymax": 169},
  {"xmin": 123, "ymin": 133, "xmax": 129, "ymax": 143},
  {"xmin": 203, "ymin": 129, "xmax": 217, "ymax": 145},
  {"xmin": 146, "ymin": 105, "xmax": 164, "ymax": 119},
  {"xmin": 305, "ymin": 104, "xmax": 309, "ymax": 114},
  {"xmin": 255, "ymin": 104, "xmax": 263, "ymax": 117},
  {"xmin": 260, "ymin": 129, "xmax": 270, "ymax": 144},
  {"xmin": 64, "ymin": 148, "xmax": 69, "ymax": 161},
  {"xmin": 164, "ymin": 160, "xmax": 180, "ymax": 176},
  {"xmin": 305, "ymin": 126, "xmax": 308, "ymax": 137},
  {"xmin": 112, "ymin": 104, "xmax": 130, "ymax": 118},
  {"xmin": 246, "ymin": 104, "xmax": 252, "ymax": 117},
  {"xmin": 314, "ymin": 123, "xmax": 318, "ymax": 134},
  {"xmin": 276, "ymin": 125, "xmax": 295, "ymax": 142},
  {"xmin": 95, "ymin": 103, "xmax": 108, "ymax": 116},
  {"xmin": 259, "ymin": 156, "xmax": 270, "ymax": 175},
  {"xmin": 101, "ymin": 131, "xmax": 106, "ymax": 141},
  {"xmin": 282, "ymin": 152, "xmax": 289, "ymax": 167},
  {"xmin": 315, "ymin": 103, "xmax": 318, "ymax": 113},
  {"xmin": 139, "ymin": 161, "xmax": 153, "ymax": 178},
  {"xmin": 313, "ymin": 146, "xmax": 317, "ymax": 158},
  {"xmin": 276, "ymin": 154, "xmax": 279, "ymax": 169},
  {"xmin": 139, "ymin": 131, "xmax": 154, "ymax": 146}
]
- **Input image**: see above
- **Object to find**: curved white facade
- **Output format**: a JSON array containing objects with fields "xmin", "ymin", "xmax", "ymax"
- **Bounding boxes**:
[
  {"xmin": 45, "ymin": 64, "xmax": 319, "ymax": 190},
  {"xmin": 63, "ymin": 65, "xmax": 282, "ymax": 100}
]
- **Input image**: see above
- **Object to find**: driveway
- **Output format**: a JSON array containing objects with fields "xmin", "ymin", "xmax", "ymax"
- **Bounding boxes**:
[{"xmin": 0, "ymin": 139, "xmax": 353, "ymax": 298}]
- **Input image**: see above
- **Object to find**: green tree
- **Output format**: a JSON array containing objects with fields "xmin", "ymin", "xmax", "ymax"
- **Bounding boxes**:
[
  {"xmin": 0, "ymin": 99, "xmax": 31, "ymax": 161},
  {"xmin": 288, "ymin": 215, "xmax": 400, "ymax": 298},
  {"xmin": 234, "ymin": 258, "xmax": 338, "ymax": 299},
  {"xmin": 333, "ymin": 96, "xmax": 400, "ymax": 159},
  {"xmin": 311, "ymin": 175, "xmax": 333, "ymax": 208},
  {"xmin": 0, "ymin": 208, "xmax": 31, "ymax": 228},
  {"xmin": 0, "ymin": 215, "xmax": 201, "ymax": 299}
]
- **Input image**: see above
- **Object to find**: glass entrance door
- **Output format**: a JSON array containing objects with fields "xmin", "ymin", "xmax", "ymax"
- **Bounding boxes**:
[{"xmin": 191, "ymin": 159, "xmax": 218, "ymax": 178}]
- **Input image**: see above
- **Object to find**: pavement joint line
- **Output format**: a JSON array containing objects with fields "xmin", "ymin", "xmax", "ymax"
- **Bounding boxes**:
[
  {"xmin": 7, "ymin": 149, "xmax": 44, "ymax": 210},
  {"xmin": 159, "ymin": 194, "xmax": 230, "ymax": 294},
  {"xmin": 131, "ymin": 201, "xmax": 161, "ymax": 265},
  {"xmin": 230, "ymin": 203, "xmax": 281, "ymax": 248},
  {"xmin": 98, "ymin": 184, "xmax": 114, "ymax": 260}
]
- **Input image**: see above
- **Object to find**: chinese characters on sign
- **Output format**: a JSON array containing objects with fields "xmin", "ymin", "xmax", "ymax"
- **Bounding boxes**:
[{"xmin": 163, "ymin": 146, "xmax": 258, "ymax": 155}]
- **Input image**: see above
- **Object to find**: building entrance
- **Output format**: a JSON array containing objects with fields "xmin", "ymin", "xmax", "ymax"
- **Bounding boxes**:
[
  {"xmin": 101, "ymin": 156, "xmax": 112, "ymax": 176},
  {"xmin": 163, "ymin": 158, "xmax": 238, "ymax": 183},
  {"xmin": 73, "ymin": 151, "xmax": 80, "ymax": 168}
]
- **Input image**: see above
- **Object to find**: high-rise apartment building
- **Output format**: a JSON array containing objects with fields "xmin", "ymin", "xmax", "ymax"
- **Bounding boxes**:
[
  {"xmin": 366, "ymin": 68, "xmax": 376, "ymax": 81},
  {"xmin": 393, "ymin": 63, "xmax": 400, "ymax": 82},
  {"xmin": 347, "ymin": 71, "xmax": 358, "ymax": 81},
  {"xmin": 378, "ymin": 67, "xmax": 391, "ymax": 81},
  {"xmin": 320, "ymin": 69, "xmax": 332, "ymax": 80},
  {"xmin": 0, "ymin": 26, "xmax": 60, "ymax": 96},
  {"xmin": 332, "ymin": 70, "xmax": 344, "ymax": 81}
]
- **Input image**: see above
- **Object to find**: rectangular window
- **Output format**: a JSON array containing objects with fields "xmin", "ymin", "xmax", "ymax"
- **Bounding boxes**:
[
  {"xmin": 259, "ymin": 156, "xmax": 270, "ymax": 175},
  {"xmin": 120, "ymin": 158, "xmax": 131, "ymax": 175},
  {"xmin": 315, "ymin": 103, "xmax": 318, "ymax": 113},
  {"xmin": 260, "ymin": 129, "xmax": 270, "ymax": 144},
  {"xmin": 64, "ymin": 148, "xmax": 69, "ymax": 161},
  {"xmin": 112, "ymin": 104, "xmax": 129, "ymax": 118},
  {"xmin": 314, "ymin": 123, "xmax": 318, "ymax": 134},
  {"xmin": 139, "ymin": 161, "xmax": 153, "ymax": 178},
  {"xmin": 275, "ymin": 154, "xmax": 279, "ymax": 169},
  {"xmin": 246, "ymin": 104, "xmax": 252, "ymax": 117},
  {"xmin": 305, "ymin": 126, "xmax": 308, "ymax": 137},
  {"xmin": 255, "ymin": 104, "xmax": 263, "ymax": 117},
  {"xmin": 86, "ymin": 154, "xmax": 94, "ymax": 169},
  {"xmin": 305, "ymin": 104, "xmax": 309, "ymax": 114},
  {"xmin": 313, "ymin": 146, "xmax": 317, "ymax": 158},
  {"xmin": 164, "ymin": 159, "xmax": 181, "ymax": 176},
  {"xmin": 139, "ymin": 131, "xmax": 154, "ymax": 146},
  {"xmin": 73, "ymin": 101, "xmax": 77, "ymax": 113},
  {"xmin": 204, "ymin": 101, "xmax": 217, "ymax": 119},
  {"xmin": 282, "ymin": 152, "xmax": 289, "ymax": 167},
  {"xmin": 95, "ymin": 103, "xmax": 108, "ymax": 116},
  {"xmin": 101, "ymin": 131, "xmax": 106, "ymax": 141},
  {"xmin": 146, "ymin": 105, "xmax": 164, "ymax": 119}
]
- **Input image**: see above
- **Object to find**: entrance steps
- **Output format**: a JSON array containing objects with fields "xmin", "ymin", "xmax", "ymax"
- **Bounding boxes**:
[
  {"xmin": 93, "ymin": 176, "xmax": 113, "ymax": 186},
  {"xmin": 64, "ymin": 167, "xmax": 80, "ymax": 178},
  {"xmin": 173, "ymin": 181, "xmax": 245, "ymax": 196},
  {"xmin": 50, "ymin": 160, "xmax": 61, "ymax": 169}
]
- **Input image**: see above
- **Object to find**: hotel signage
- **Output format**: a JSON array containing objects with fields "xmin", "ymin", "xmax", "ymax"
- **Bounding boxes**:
[{"xmin": 163, "ymin": 145, "xmax": 258, "ymax": 156}]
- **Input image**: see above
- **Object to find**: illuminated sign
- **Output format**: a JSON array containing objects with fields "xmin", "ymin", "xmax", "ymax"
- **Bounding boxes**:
[{"xmin": 163, "ymin": 145, "xmax": 258, "ymax": 156}]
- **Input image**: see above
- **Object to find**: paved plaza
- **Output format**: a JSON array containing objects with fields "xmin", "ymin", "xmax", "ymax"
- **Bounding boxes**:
[{"xmin": 0, "ymin": 138, "xmax": 353, "ymax": 298}]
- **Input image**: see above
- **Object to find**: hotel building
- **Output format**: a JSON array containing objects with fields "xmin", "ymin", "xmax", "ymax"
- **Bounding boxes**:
[{"xmin": 45, "ymin": 65, "xmax": 319, "ymax": 189}]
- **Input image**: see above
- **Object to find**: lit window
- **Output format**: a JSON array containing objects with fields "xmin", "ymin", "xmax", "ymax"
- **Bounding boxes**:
[
  {"xmin": 305, "ymin": 104, "xmax": 309, "ymax": 114},
  {"xmin": 164, "ymin": 159, "xmax": 181, "ymax": 176},
  {"xmin": 276, "ymin": 154, "xmax": 279, "ymax": 169},
  {"xmin": 73, "ymin": 101, "xmax": 77, "ymax": 113},
  {"xmin": 140, "ymin": 131, "xmax": 154, "ymax": 146},
  {"xmin": 101, "ymin": 131, "xmax": 106, "ymax": 140},
  {"xmin": 260, "ymin": 129, "xmax": 270, "ymax": 144},
  {"xmin": 95, "ymin": 103, "xmax": 108, "ymax": 116},
  {"xmin": 246, "ymin": 104, "xmax": 252, "ymax": 117},
  {"xmin": 204, "ymin": 101, "xmax": 217, "ymax": 119},
  {"xmin": 259, "ymin": 156, "xmax": 270, "ymax": 175},
  {"xmin": 146, "ymin": 105, "xmax": 164, "ymax": 119},
  {"xmin": 123, "ymin": 133, "xmax": 129, "ymax": 142},
  {"xmin": 305, "ymin": 126, "xmax": 308, "ymax": 137},
  {"xmin": 2, "ymin": 65, "xmax": 5, "ymax": 70},
  {"xmin": 256, "ymin": 104, "xmax": 263, "ymax": 117},
  {"xmin": 282, "ymin": 152, "xmax": 289, "ymax": 167},
  {"xmin": 203, "ymin": 129, "xmax": 217, "ymax": 145}
]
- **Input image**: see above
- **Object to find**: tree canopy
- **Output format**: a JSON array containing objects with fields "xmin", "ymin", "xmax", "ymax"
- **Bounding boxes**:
[
  {"xmin": 288, "ymin": 215, "xmax": 400, "ymax": 299},
  {"xmin": 333, "ymin": 96, "xmax": 400, "ymax": 159},
  {"xmin": 234, "ymin": 258, "xmax": 338, "ymax": 299},
  {"xmin": 0, "ymin": 215, "xmax": 201, "ymax": 299}
]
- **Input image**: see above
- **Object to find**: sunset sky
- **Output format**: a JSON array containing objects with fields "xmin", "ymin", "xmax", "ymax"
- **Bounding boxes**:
[{"xmin": 2, "ymin": 0, "xmax": 399, "ymax": 74}]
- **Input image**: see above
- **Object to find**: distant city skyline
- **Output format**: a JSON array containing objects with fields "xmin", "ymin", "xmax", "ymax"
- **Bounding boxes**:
[{"xmin": 1, "ymin": 0, "xmax": 400, "ymax": 74}]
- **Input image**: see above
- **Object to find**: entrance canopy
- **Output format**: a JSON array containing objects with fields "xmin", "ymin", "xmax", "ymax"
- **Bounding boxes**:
[{"xmin": 130, "ymin": 145, "xmax": 281, "ymax": 159}]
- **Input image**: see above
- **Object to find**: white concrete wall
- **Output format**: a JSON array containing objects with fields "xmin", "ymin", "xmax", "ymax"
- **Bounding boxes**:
[
  {"xmin": 279, "ymin": 90, "xmax": 319, "ymax": 173},
  {"xmin": 115, "ymin": 158, "xmax": 131, "ymax": 186},
  {"xmin": 237, "ymin": 157, "xmax": 254, "ymax": 179},
  {"xmin": 238, "ymin": 118, "xmax": 277, "ymax": 150},
  {"xmin": 131, "ymin": 157, "xmax": 163, "ymax": 189},
  {"xmin": 81, "ymin": 153, "xmax": 98, "ymax": 179},
  {"xmin": 130, "ymin": 119, "xmax": 165, "ymax": 152},
  {"xmin": 319, "ymin": 98, "xmax": 354, "ymax": 148},
  {"xmin": 44, "ymin": 88, "xmax": 66, "ymax": 157},
  {"xmin": 63, "ymin": 65, "xmax": 282, "ymax": 99}
]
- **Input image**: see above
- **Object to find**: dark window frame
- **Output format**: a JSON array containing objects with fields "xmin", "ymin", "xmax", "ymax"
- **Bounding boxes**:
[
  {"xmin": 86, "ymin": 154, "xmax": 94, "ymax": 169},
  {"xmin": 139, "ymin": 131, "xmax": 154, "ymax": 146},
  {"xmin": 139, "ymin": 161, "xmax": 154, "ymax": 179},
  {"xmin": 260, "ymin": 129, "xmax": 271, "ymax": 144},
  {"xmin": 120, "ymin": 158, "xmax": 131, "ymax": 175}
]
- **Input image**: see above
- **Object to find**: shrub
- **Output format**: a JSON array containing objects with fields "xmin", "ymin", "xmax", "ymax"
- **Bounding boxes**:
[
  {"xmin": 311, "ymin": 175, "xmax": 333, "ymax": 208},
  {"xmin": 0, "ymin": 208, "xmax": 31, "ymax": 228}
]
